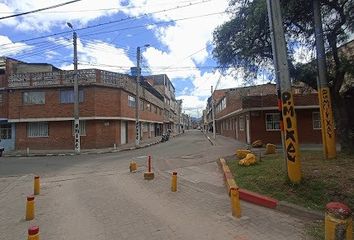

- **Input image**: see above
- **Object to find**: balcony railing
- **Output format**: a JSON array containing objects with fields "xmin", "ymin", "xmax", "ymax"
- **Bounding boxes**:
[{"xmin": 8, "ymin": 69, "xmax": 134, "ymax": 89}]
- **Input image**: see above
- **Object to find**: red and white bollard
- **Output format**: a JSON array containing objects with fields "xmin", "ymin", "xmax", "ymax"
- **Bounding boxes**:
[{"xmin": 144, "ymin": 155, "xmax": 154, "ymax": 180}]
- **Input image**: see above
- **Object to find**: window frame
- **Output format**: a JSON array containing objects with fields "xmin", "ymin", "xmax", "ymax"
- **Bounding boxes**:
[
  {"xmin": 265, "ymin": 113, "xmax": 281, "ymax": 131},
  {"xmin": 23, "ymin": 91, "xmax": 45, "ymax": 105},
  {"xmin": 0, "ymin": 123, "xmax": 12, "ymax": 139},
  {"xmin": 60, "ymin": 89, "xmax": 84, "ymax": 104},
  {"xmin": 312, "ymin": 112, "xmax": 321, "ymax": 130},
  {"xmin": 128, "ymin": 95, "xmax": 136, "ymax": 108},
  {"xmin": 27, "ymin": 122, "xmax": 49, "ymax": 138}
]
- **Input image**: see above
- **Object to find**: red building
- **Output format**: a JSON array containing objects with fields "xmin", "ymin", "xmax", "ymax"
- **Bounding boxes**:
[
  {"xmin": 1, "ymin": 58, "xmax": 166, "ymax": 150},
  {"xmin": 208, "ymin": 83, "xmax": 322, "ymax": 145}
]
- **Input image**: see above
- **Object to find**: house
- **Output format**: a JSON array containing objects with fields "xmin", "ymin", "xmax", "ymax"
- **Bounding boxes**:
[
  {"xmin": 208, "ymin": 83, "xmax": 322, "ymax": 144},
  {"xmin": 1, "ymin": 58, "xmax": 167, "ymax": 150}
]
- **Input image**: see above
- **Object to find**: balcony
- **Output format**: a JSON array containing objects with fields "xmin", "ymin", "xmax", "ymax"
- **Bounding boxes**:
[{"xmin": 8, "ymin": 69, "xmax": 133, "ymax": 90}]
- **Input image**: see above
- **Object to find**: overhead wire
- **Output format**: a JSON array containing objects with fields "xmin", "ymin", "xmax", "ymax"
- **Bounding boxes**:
[
  {"xmin": 0, "ymin": 0, "xmax": 82, "ymax": 20},
  {"xmin": 0, "ymin": 0, "xmax": 204, "ymax": 14},
  {"xmin": 0, "ymin": 0, "xmax": 214, "ymax": 47}
]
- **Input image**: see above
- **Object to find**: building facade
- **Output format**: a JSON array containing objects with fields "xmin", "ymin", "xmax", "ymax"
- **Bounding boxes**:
[
  {"xmin": 0, "ymin": 58, "xmax": 187, "ymax": 151},
  {"xmin": 207, "ymin": 83, "xmax": 322, "ymax": 145}
]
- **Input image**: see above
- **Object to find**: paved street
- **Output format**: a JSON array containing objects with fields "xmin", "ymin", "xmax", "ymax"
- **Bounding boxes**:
[{"xmin": 0, "ymin": 130, "xmax": 306, "ymax": 240}]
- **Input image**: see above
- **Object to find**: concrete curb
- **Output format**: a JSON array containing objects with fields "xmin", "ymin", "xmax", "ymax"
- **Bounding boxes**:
[
  {"xmin": 202, "ymin": 131, "xmax": 214, "ymax": 146},
  {"xmin": 218, "ymin": 157, "xmax": 324, "ymax": 219},
  {"xmin": 217, "ymin": 158, "xmax": 238, "ymax": 195},
  {"xmin": 3, "ymin": 140, "xmax": 162, "ymax": 158}
]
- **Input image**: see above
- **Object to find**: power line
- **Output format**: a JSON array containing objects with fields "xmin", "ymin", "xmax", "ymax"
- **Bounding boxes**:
[
  {"xmin": 0, "ymin": 0, "xmax": 82, "ymax": 20},
  {"xmin": 0, "ymin": 0, "xmax": 215, "ymax": 47},
  {"xmin": 0, "ymin": 0, "xmax": 203, "ymax": 14}
]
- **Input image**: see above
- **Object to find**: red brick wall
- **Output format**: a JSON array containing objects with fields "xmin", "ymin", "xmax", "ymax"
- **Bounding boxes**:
[
  {"xmin": 8, "ymin": 87, "xmax": 96, "ymax": 119},
  {"xmin": 249, "ymin": 109, "xmax": 322, "ymax": 145},
  {"xmin": 93, "ymin": 120, "xmax": 120, "ymax": 148},
  {"xmin": 15, "ymin": 120, "xmax": 124, "ymax": 150},
  {"xmin": 94, "ymin": 88, "xmax": 121, "ymax": 117},
  {"xmin": 127, "ymin": 121, "xmax": 136, "ymax": 144},
  {"xmin": 16, "ymin": 121, "xmax": 74, "ymax": 150},
  {"xmin": 297, "ymin": 109, "xmax": 322, "ymax": 144},
  {"xmin": 250, "ymin": 111, "xmax": 282, "ymax": 144},
  {"xmin": 0, "ymin": 91, "xmax": 8, "ymax": 118}
]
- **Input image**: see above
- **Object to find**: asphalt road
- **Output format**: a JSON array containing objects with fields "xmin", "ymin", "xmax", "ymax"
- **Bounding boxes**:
[{"xmin": 0, "ymin": 130, "xmax": 307, "ymax": 240}]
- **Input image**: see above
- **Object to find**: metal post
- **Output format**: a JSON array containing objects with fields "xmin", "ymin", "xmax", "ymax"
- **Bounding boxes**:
[
  {"xmin": 73, "ymin": 31, "xmax": 80, "ymax": 153},
  {"xmin": 267, "ymin": 0, "xmax": 301, "ymax": 183},
  {"xmin": 211, "ymin": 86, "xmax": 216, "ymax": 140},
  {"xmin": 313, "ymin": 0, "xmax": 336, "ymax": 159},
  {"xmin": 135, "ymin": 47, "xmax": 141, "ymax": 146}
]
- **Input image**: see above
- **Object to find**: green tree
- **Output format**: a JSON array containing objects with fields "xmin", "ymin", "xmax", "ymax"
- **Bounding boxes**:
[{"xmin": 213, "ymin": 0, "xmax": 354, "ymax": 153}]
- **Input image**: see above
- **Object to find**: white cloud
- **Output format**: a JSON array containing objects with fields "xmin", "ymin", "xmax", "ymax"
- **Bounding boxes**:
[
  {"xmin": 58, "ymin": 38, "xmax": 134, "ymax": 72},
  {"xmin": 0, "ymin": 35, "xmax": 33, "ymax": 56},
  {"xmin": 0, "ymin": 3, "xmax": 17, "ymax": 26},
  {"xmin": 0, "ymin": 0, "xmax": 120, "ymax": 32}
]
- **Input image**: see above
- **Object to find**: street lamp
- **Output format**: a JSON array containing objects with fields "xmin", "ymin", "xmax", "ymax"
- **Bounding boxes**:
[
  {"xmin": 135, "ymin": 44, "xmax": 150, "ymax": 146},
  {"xmin": 67, "ymin": 22, "xmax": 80, "ymax": 153}
]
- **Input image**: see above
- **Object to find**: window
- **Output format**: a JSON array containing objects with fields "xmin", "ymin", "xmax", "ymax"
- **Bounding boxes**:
[
  {"xmin": 23, "ymin": 92, "xmax": 45, "ymax": 105},
  {"xmin": 265, "ymin": 113, "xmax": 280, "ymax": 131},
  {"xmin": 146, "ymin": 103, "xmax": 151, "ymax": 111},
  {"xmin": 60, "ymin": 89, "xmax": 84, "ymax": 103},
  {"xmin": 313, "ymin": 112, "xmax": 321, "ymax": 130},
  {"xmin": 0, "ymin": 124, "xmax": 11, "ymax": 139},
  {"xmin": 72, "ymin": 120, "xmax": 86, "ymax": 136},
  {"xmin": 27, "ymin": 122, "xmax": 48, "ymax": 137},
  {"xmin": 128, "ymin": 95, "xmax": 136, "ymax": 108},
  {"xmin": 239, "ymin": 116, "xmax": 245, "ymax": 131},
  {"xmin": 0, "ymin": 93, "xmax": 3, "ymax": 104}
]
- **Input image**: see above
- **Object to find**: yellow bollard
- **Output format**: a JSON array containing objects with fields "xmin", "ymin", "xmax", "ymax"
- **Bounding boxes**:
[
  {"xmin": 34, "ymin": 176, "xmax": 40, "ymax": 195},
  {"xmin": 325, "ymin": 202, "xmax": 352, "ymax": 240},
  {"xmin": 230, "ymin": 187, "xmax": 241, "ymax": 218},
  {"xmin": 129, "ymin": 161, "xmax": 137, "ymax": 172},
  {"xmin": 26, "ymin": 195, "xmax": 35, "ymax": 221},
  {"xmin": 27, "ymin": 226, "xmax": 40, "ymax": 240},
  {"xmin": 171, "ymin": 172, "xmax": 177, "ymax": 192}
]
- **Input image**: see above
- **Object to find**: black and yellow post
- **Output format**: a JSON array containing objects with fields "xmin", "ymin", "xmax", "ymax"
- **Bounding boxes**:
[
  {"xmin": 325, "ymin": 202, "xmax": 352, "ymax": 240},
  {"xmin": 313, "ymin": 0, "xmax": 336, "ymax": 159},
  {"xmin": 267, "ymin": 0, "xmax": 302, "ymax": 183},
  {"xmin": 34, "ymin": 176, "xmax": 40, "ymax": 195}
]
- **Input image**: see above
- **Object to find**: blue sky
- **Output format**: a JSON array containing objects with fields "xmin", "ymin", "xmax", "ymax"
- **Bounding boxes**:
[
  {"xmin": 0, "ymin": 0, "xmax": 249, "ymax": 117},
  {"xmin": 0, "ymin": 0, "xmax": 320, "ymax": 117}
]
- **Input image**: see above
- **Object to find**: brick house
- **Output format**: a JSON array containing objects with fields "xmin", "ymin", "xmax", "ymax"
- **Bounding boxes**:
[
  {"xmin": 208, "ymin": 83, "xmax": 322, "ymax": 144},
  {"xmin": 1, "ymin": 59, "xmax": 167, "ymax": 150}
]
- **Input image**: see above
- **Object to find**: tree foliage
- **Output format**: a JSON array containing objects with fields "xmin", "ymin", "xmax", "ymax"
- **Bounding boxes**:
[{"xmin": 213, "ymin": 0, "xmax": 354, "ymax": 152}]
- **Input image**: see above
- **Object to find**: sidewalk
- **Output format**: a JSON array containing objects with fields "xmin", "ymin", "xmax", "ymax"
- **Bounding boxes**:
[
  {"xmin": 3, "ymin": 134, "xmax": 182, "ymax": 157},
  {"xmin": 202, "ymin": 130, "xmax": 340, "ymax": 152}
]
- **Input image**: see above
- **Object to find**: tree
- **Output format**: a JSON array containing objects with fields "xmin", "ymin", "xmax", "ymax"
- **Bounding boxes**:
[{"xmin": 213, "ymin": 0, "xmax": 354, "ymax": 153}]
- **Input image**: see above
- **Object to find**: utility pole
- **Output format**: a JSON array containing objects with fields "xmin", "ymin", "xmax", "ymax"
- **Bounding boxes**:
[
  {"xmin": 266, "ymin": 0, "xmax": 301, "ymax": 183},
  {"xmin": 211, "ymin": 85, "xmax": 216, "ymax": 140},
  {"xmin": 313, "ymin": 0, "xmax": 336, "ymax": 159},
  {"xmin": 135, "ymin": 46, "xmax": 141, "ymax": 146},
  {"xmin": 266, "ymin": 1, "xmax": 287, "ymax": 173},
  {"xmin": 68, "ymin": 22, "xmax": 80, "ymax": 154}
]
